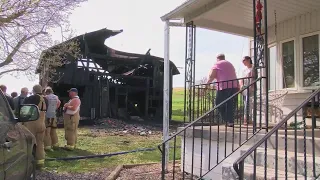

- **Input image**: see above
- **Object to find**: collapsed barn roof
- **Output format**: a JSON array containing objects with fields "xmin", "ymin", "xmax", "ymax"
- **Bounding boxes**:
[{"xmin": 37, "ymin": 28, "xmax": 180, "ymax": 75}]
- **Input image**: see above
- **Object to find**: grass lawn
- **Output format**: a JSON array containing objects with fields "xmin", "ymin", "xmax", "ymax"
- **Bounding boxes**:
[
  {"xmin": 171, "ymin": 88, "xmax": 185, "ymax": 121},
  {"xmin": 44, "ymin": 128, "xmax": 181, "ymax": 173}
]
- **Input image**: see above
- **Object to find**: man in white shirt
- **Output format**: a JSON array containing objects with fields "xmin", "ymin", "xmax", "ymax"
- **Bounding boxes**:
[
  {"xmin": 63, "ymin": 88, "xmax": 81, "ymax": 151},
  {"xmin": 44, "ymin": 87, "xmax": 61, "ymax": 151}
]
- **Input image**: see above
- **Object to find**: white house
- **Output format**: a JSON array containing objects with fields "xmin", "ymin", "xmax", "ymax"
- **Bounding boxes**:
[
  {"xmin": 162, "ymin": 0, "xmax": 320, "ymax": 125},
  {"xmin": 160, "ymin": 0, "xmax": 320, "ymax": 179}
]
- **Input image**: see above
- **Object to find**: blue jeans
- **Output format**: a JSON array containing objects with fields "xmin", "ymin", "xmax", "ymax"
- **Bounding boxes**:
[{"xmin": 215, "ymin": 88, "xmax": 238, "ymax": 124}]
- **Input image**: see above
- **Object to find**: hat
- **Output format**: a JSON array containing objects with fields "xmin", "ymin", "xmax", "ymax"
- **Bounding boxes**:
[{"xmin": 68, "ymin": 88, "xmax": 78, "ymax": 93}]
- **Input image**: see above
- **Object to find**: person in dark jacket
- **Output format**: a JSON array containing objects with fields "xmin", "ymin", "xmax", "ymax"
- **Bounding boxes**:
[
  {"xmin": 13, "ymin": 87, "xmax": 29, "ymax": 116},
  {"xmin": 0, "ymin": 85, "xmax": 15, "ymax": 110},
  {"xmin": 11, "ymin": 92, "xmax": 18, "ymax": 98}
]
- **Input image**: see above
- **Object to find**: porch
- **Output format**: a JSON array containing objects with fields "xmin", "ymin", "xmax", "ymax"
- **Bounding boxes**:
[
  {"xmin": 162, "ymin": 0, "xmax": 320, "ymax": 124},
  {"xmin": 160, "ymin": 0, "xmax": 320, "ymax": 179}
]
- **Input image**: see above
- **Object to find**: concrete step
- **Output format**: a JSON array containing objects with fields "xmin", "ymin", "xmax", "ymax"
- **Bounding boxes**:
[
  {"xmin": 241, "ymin": 147, "xmax": 320, "ymax": 177},
  {"xmin": 242, "ymin": 164, "xmax": 306, "ymax": 180},
  {"xmin": 222, "ymin": 164, "xmax": 306, "ymax": 180},
  {"xmin": 180, "ymin": 126, "xmax": 320, "ymax": 155}
]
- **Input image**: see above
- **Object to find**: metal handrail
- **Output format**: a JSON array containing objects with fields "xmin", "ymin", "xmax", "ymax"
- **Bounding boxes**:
[
  {"xmin": 158, "ymin": 76, "xmax": 263, "ymax": 149},
  {"xmin": 232, "ymin": 88, "xmax": 320, "ymax": 175},
  {"xmin": 194, "ymin": 77, "xmax": 252, "ymax": 87}
]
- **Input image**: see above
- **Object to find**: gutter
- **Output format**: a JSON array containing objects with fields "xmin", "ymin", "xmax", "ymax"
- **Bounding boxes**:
[{"xmin": 160, "ymin": 0, "xmax": 197, "ymax": 21}]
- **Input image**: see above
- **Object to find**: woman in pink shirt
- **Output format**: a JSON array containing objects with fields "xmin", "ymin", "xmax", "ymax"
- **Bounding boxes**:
[{"xmin": 205, "ymin": 54, "xmax": 239, "ymax": 127}]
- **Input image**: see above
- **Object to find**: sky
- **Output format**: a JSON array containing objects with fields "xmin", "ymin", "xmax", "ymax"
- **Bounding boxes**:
[{"xmin": 0, "ymin": 0, "xmax": 249, "ymax": 94}]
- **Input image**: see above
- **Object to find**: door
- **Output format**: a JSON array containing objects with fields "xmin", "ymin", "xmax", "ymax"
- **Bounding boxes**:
[
  {"xmin": 0, "ymin": 96, "xmax": 28, "ymax": 179},
  {"xmin": 0, "ymin": 118, "xmax": 5, "ymax": 179},
  {"xmin": 3, "ymin": 121, "xmax": 28, "ymax": 179}
]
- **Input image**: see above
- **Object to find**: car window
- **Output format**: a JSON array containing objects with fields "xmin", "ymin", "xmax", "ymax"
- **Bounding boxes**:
[{"xmin": 0, "ymin": 94, "xmax": 10, "ymax": 121}]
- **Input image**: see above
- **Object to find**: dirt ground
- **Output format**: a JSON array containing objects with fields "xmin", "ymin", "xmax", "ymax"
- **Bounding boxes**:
[
  {"xmin": 35, "ymin": 168, "xmax": 114, "ymax": 180},
  {"xmin": 117, "ymin": 163, "xmax": 197, "ymax": 180}
]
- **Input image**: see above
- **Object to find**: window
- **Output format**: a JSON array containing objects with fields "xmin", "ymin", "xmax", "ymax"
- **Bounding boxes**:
[
  {"xmin": 268, "ymin": 46, "xmax": 277, "ymax": 90},
  {"xmin": 282, "ymin": 40, "xmax": 295, "ymax": 88},
  {"xmin": 302, "ymin": 34, "xmax": 319, "ymax": 87}
]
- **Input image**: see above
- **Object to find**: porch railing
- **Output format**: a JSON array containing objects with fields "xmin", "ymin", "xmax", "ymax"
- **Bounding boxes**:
[
  {"xmin": 159, "ymin": 77, "xmax": 265, "ymax": 179},
  {"xmin": 191, "ymin": 77, "xmax": 253, "ymax": 124},
  {"xmin": 233, "ymin": 88, "xmax": 320, "ymax": 179}
]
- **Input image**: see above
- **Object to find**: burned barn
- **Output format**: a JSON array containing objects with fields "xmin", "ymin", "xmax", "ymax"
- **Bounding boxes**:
[{"xmin": 36, "ymin": 28, "xmax": 179, "ymax": 122}]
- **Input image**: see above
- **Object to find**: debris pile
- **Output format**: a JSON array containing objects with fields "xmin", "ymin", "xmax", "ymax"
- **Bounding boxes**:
[{"xmin": 92, "ymin": 118, "xmax": 164, "ymax": 136}]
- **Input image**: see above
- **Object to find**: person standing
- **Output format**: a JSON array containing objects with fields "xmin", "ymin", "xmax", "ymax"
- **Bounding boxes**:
[
  {"xmin": 11, "ymin": 92, "xmax": 18, "ymax": 98},
  {"xmin": 0, "ymin": 85, "xmax": 15, "ymax": 110},
  {"xmin": 240, "ymin": 56, "xmax": 255, "ymax": 125},
  {"xmin": 204, "ymin": 54, "xmax": 239, "ymax": 127},
  {"xmin": 13, "ymin": 87, "xmax": 29, "ymax": 116},
  {"xmin": 23, "ymin": 84, "xmax": 48, "ymax": 169},
  {"xmin": 44, "ymin": 87, "xmax": 61, "ymax": 151},
  {"xmin": 63, "ymin": 88, "xmax": 81, "ymax": 151}
]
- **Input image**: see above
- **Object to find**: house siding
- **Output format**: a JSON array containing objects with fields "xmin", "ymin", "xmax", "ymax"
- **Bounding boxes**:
[
  {"xmin": 268, "ymin": 10, "xmax": 320, "ymax": 44},
  {"xmin": 249, "ymin": 10, "xmax": 320, "ymax": 124}
]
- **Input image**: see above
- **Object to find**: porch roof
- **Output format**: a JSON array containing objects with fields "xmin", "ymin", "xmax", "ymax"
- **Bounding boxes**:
[{"xmin": 162, "ymin": 0, "xmax": 320, "ymax": 37}]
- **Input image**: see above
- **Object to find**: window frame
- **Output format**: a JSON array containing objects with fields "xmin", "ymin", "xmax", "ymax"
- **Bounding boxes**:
[
  {"xmin": 280, "ymin": 38, "xmax": 297, "ymax": 90},
  {"xmin": 267, "ymin": 43, "xmax": 279, "ymax": 92},
  {"xmin": 300, "ymin": 31, "xmax": 320, "ymax": 90}
]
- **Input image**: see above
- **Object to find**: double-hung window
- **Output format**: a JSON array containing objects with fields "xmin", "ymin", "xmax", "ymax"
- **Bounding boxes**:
[
  {"xmin": 302, "ymin": 34, "xmax": 320, "ymax": 87},
  {"xmin": 282, "ymin": 40, "xmax": 295, "ymax": 88}
]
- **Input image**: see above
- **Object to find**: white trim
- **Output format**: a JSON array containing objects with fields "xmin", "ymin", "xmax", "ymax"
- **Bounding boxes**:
[
  {"xmin": 163, "ymin": 21, "xmax": 170, "ymax": 170},
  {"xmin": 268, "ymin": 43, "xmax": 277, "ymax": 48},
  {"xmin": 279, "ymin": 38, "xmax": 297, "ymax": 90},
  {"xmin": 268, "ymin": 44, "xmax": 278, "ymax": 91},
  {"xmin": 299, "ymin": 31, "xmax": 320, "ymax": 90},
  {"xmin": 160, "ymin": 0, "xmax": 197, "ymax": 21}
]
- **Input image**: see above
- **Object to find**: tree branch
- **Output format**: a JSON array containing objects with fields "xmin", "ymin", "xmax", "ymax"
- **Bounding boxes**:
[
  {"xmin": 0, "ymin": 66, "xmax": 30, "ymax": 76},
  {"xmin": 0, "ymin": 31, "xmax": 47, "ymax": 68}
]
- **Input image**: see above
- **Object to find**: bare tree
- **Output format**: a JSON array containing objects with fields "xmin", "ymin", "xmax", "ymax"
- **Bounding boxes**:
[
  {"xmin": 198, "ymin": 77, "xmax": 208, "ymax": 85},
  {"xmin": 0, "ymin": 0, "xmax": 86, "ymax": 81}
]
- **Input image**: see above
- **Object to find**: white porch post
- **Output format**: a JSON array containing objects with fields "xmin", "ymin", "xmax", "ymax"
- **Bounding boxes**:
[{"xmin": 163, "ymin": 20, "xmax": 170, "ymax": 170}]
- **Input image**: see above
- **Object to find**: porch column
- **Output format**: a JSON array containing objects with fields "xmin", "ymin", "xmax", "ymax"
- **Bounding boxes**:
[{"xmin": 163, "ymin": 20, "xmax": 170, "ymax": 170}]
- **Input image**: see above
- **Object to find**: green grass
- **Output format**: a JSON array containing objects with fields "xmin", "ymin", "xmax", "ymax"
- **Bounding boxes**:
[
  {"xmin": 171, "ymin": 88, "xmax": 185, "ymax": 121},
  {"xmin": 44, "ymin": 128, "xmax": 181, "ymax": 173}
]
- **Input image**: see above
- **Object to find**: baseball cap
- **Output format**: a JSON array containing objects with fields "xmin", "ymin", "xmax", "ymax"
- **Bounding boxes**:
[{"xmin": 68, "ymin": 88, "xmax": 78, "ymax": 93}]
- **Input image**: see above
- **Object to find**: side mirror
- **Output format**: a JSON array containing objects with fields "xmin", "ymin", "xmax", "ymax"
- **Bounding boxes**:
[{"xmin": 18, "ymin": 105, "xmax": 40, "ymax": 122}]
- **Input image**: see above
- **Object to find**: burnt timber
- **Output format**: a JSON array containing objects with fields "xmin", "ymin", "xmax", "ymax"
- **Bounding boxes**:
[{"xmin": 36, "ymin": 28, "xmax": 179, "ymax": 122}]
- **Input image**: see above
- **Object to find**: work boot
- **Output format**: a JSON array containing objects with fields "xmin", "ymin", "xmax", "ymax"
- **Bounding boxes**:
[
  {"xmin": 52, "ymin": 144, "xmax": 59, "ymax": 149},
  {"xmin": 35, "ymin": 159, "xmax": 45, "ymax": 170},
  {"xmin": 63, "ymin": 145, "xmax": 75, "ymax": 151},
  {"xmin": 44, "ymin": 146, "xmax": 53, "ymax": 152}
]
